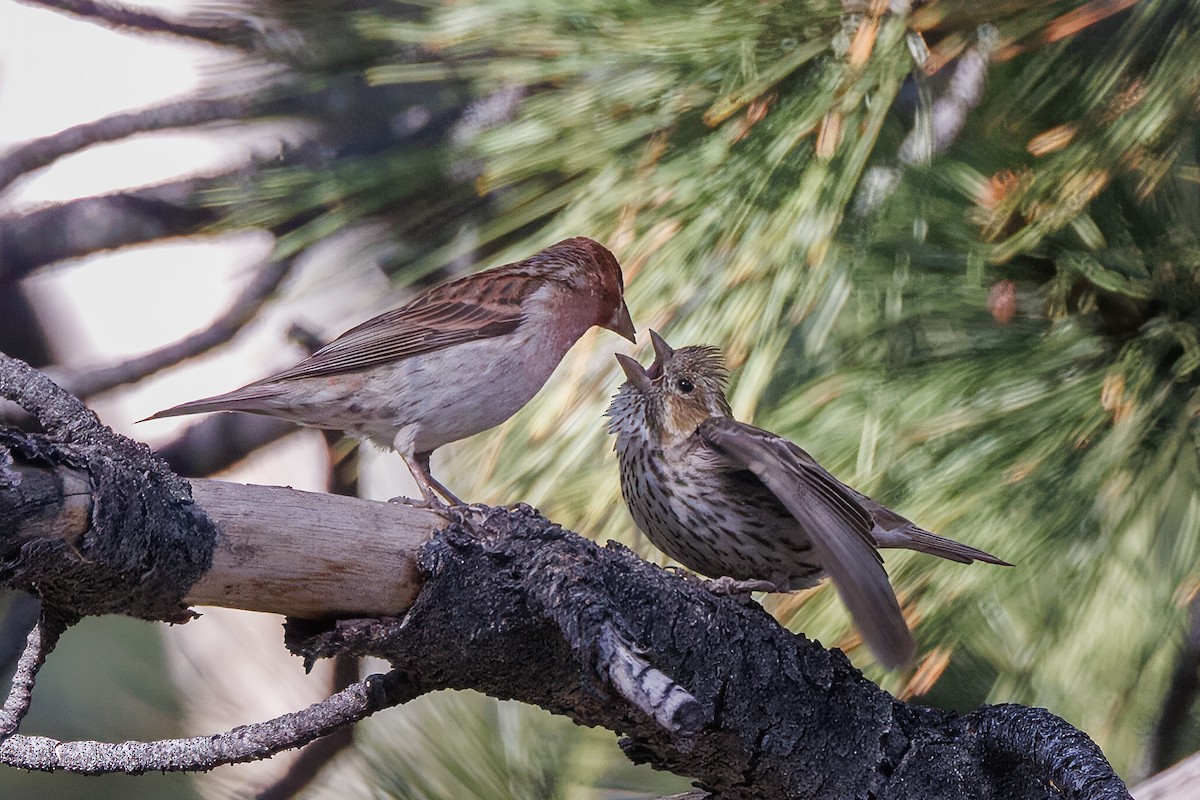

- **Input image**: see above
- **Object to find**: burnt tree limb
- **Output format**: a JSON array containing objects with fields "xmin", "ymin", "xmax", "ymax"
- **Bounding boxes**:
[
  {"xmin": 0, "ymin": 440, "xmax": 1132, "ymax": 798},
  {"xmin": 0, "ymin": 356, "xmax": 1131, "ymax": 798},
  {"xmin": 287, "ymin": 507, "xmax": 1130, "ymax": 800},
  {"xmin": 0, "ymin": 428, "xmax": 432, "ymax": 619}
]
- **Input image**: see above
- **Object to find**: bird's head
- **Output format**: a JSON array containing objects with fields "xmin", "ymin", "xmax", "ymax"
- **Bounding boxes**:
[
  {"xmin": 538, "ymin": 237, "xmax": 635, "ymax": 343},
  {"xmin": 607, "ymin": 331, "xmax": 731, "ymax": 444}
]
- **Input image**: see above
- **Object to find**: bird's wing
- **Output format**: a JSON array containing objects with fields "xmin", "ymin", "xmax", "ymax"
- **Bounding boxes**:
[
  {"xmin": 823, "ymin": 461, "xmax": 1012, "ymax": 566},
  {"xmin": 264, "ymin": 273, "xmax": 534, "ymax": 382},
  {"xmin": 697, "ymin": 417, "xmax": 916, "ymax": 669}
]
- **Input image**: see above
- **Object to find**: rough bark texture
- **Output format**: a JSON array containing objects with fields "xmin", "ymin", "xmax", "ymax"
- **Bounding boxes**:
[
  {"xmin": 287, "ymin": 506, "xmax": 1130, "ymax": 800},
  {"xmin": 0, "ymin": 355, "xmax": 217, "ymax": 623},
  {"xmin": 0, "ymin": 428, "xmax": 215, "ymax": 623},
  {"xmin": 0, "ymin": 353, "xmax": 1133, "ymax": 797},
  {"xmin": 0, "ymin": 430, "xmax": 435, "ymax": 619}
]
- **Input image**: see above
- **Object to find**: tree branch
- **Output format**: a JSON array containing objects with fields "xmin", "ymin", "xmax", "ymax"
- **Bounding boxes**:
[
  {"xmin": 15, "ymin": 0, "xmax": 264, "ymax": 50},
  {"xmin": 0, "ymin": 668, "xmax": 417, "ymax": 773},
  {"xmin": 0, "ymin": 354, "xmax": 214, "ymax": 623},
  {"xmin": 0, "ymin": 179, "xmax": 224, "ymax": 285},
  {"xmin": 154, "ymin": 415, "xmax": 301, "ymax": 478},
  {"xmin": 0, "ymin": 356, "xmax": 1134, "ymax": 796},
  {"xmin": 0, "ymin": 98, "xmax": 254, "ymax": 195},
  {"xmin": 0, "ymin": 594, "xmax": 44, "ymax": 678},
  {"xmin": 0, "ymin": 443, "xmax": 436, "ymax": 618},
  {"xmin": 0, "ymin": 608, "xmax": 73, "ymax": 738},
  {"xmin": 64, "ymin": 254, "xmax": 296, "ymax": 400},
  {"xmin": 255, "ymin": 654, "xmax": 359, "ymax": 800}
]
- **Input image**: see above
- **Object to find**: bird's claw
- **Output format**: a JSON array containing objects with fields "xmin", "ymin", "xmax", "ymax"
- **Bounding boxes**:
[
  {"xmin": 387, "ymin": 494, "xmax": 441, "ymax": 509},
  {"xmin": 387, "ymin": 495, "xmax": 466, "ymax": 522}
]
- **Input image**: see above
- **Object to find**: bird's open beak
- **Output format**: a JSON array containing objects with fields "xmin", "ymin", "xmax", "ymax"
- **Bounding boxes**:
[
  {"xmin": 605, "ymin": 300, "xmax": 637, "ymax": 343},
  {"xmin": 648, "ymin": 330, "xmax": 674, "ymax": 367},
  {"xmin": 615, "ymin": 353, "xmax": 654, "ymax": 392}
]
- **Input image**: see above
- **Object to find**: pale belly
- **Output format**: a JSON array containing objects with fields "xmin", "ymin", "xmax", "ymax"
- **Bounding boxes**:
[{"xmin": 264, "ymin": 327, "xmax": 571, "ymax": 454}]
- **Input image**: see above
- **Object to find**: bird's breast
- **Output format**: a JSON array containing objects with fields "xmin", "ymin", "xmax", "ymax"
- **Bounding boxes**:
[
  {"xmin": 262, "ymin": 319, "xmax": 579, "ymax": 453},
  {"xmin": 618, "ymin": 441, "xmax": 821, "ymax": 586}
]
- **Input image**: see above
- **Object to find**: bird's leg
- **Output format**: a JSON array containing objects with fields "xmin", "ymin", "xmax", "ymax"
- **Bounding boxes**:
[
  {"xmin": 414, "ymin": 450, "xmax": 466, "ymax": 506},
  {"xmin": 389, "ymin": 450, "xmax": 466, "ymax": 508},
  {"xmin": 704, "ymin": 576, "xmax": 781, "ymax": 596},
  {"xmin": 390, "ymin": 450, "xmax": 450, "ymax": 508}
]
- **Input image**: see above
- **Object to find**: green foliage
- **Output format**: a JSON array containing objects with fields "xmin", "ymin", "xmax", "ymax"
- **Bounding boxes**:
[
  {"xmin": 358, "ymin": 0, "xmax": 1200, "ymax": 779},
  {"xmin": 322, "ymin": 691, "xmax": 689, "ymax": 799},
  {"xmin": 200, "ymin": 0, "xmax": 1200, "ymax": 785}
]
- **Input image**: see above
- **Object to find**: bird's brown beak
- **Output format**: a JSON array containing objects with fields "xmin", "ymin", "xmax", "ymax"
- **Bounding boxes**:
[
  {"xmin": 648, "ymin": 329, "xmax": 675, "ymax": 367},
  {"xmin": 615, "ymin": 353, "xmax": 653, "ymax": 392},
  {"xmin": 605, "ymin": 300, "xmax": 637, "ymax": 343}
]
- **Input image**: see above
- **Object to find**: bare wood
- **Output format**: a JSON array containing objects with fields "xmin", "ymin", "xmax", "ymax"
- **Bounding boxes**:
[
  {"xmin": 1, "ymin": 458, "xmax": 443, "ymax": 619},
  {"xmin": 185, "ymin": 480, "xmax": 439, "ymax": 618},
  {"xmin": 1134, "ymin": 751, "xmax": 1200, "ymax": 800},
  {"xmin": 3, "ymin": 462, "xmax": 92, "ymax": 546}
]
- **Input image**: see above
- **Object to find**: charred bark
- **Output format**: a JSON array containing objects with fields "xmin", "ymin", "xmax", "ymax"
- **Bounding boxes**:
[{"xmin": 0, "ymin": 354, "xmax": 1132, "ymax": 798}]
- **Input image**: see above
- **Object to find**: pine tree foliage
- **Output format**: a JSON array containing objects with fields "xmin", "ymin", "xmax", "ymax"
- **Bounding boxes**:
[
  {"xmin": 348, "ymin": 0, "xmax": 1200, "ymax": 779},
  {"xmin": 193, "ymin": 0, "xmax": 1200, "ymax": 783},
  {"xmin": 308, "ymin": 691, "xmax": 689, "ymax": 799}
]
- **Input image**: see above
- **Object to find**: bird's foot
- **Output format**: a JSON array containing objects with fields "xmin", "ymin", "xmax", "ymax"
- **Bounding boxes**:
[
  {"xmin": 388, "ymin": 494, "xmax": 482, "ymax": 526},
  {"xmin": 704, "ymin": 577, "xmax": 780, "ymax": 596},
  {"xmin": 387, "ymin": 494, "xmax": 444, "ymax": 509}
]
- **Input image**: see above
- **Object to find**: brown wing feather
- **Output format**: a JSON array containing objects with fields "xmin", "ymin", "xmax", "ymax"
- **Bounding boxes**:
[
  {"xmin": 698, "ymin": 417, "xmax": 916, "ymax": 669},
  {"xmin": 143, "ymin": 270, "xmax": 537, "ymax": 421},
  {"xmin": 257, "ymin": 270, "xmax": 538, "ymax": 383}
]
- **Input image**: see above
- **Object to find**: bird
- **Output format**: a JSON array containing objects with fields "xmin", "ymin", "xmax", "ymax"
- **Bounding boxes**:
[
  {"xmin": 606, "ymin": 331, "xmax": 1010, "ymax": 669},
  {"xmin": 147, "ymin": 237, "xmax": 636, "ymax": 507}
]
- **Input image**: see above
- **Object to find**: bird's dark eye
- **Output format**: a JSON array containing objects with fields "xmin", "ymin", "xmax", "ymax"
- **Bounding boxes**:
[{"xmin": 676, "ymin": 378, "xmax": 695, "ymax": 393}]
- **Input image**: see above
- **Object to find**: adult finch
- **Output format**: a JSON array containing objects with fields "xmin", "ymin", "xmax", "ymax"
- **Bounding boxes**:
[
  {"xmin": 148, "ymin": 237, "xmax": 636, "ymax": 506},
  {"xmin": 607, "ymin": 331, "xmax": 1009, "ymax": 669}
]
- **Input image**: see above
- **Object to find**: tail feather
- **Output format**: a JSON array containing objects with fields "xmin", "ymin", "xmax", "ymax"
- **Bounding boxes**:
[
  {"xmin": 879, "ymin": 527, "xmax": 1013, "ymax": 567},
  {"xmin": 140, "ymin": 388, "xmax": 282, "ymax": 423}
]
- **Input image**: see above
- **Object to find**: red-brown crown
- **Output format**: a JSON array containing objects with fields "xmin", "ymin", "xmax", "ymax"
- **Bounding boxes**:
[{"xmin": 527, "ymin": 237, "xmax": 634, "ymax": 342}]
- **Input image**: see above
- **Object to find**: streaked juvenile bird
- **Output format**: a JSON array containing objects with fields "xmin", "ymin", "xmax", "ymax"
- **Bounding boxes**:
[
  {"xmin": 148, "ymin": 237, "xmax": 636, "ymax": 506},
  {"xmin": 606, "ymin": 331, "xmax": 1009, "ymax": 669}
]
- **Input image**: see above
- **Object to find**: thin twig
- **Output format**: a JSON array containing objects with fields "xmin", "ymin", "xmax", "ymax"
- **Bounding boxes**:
[
  {"xmin": 0, "ymin": 669, "xmax": 417, "ymax": 773},
  {"xmin": 0, "ymin": 608, "xmax": 73, "ymax": 740},
  {"xmin": 0, "ymin": 97, "xmax": 253, "ymax": 194},
  {"xmin": 601, "ymin": 622, "xmax": 703, "ymax": 735},
  {"xmin": 15, "ymin": 0, "xmax": 263, "ymax": 50},
  {"xmin": 66, "ymin": 255, "xmax": 297, "ymax": 400},
  {"xmin": 256, "ymin": 655, "xmax": 360, "ymax": 800},
  {"xmin": 0, "ymin": 595, "xmax": 43, "ymax": 679}
]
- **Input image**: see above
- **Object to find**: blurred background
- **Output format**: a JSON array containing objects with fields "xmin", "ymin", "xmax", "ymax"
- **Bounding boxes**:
[{"xmin": 1, "ymin": 0, "xmax": 1198, "ymax": 797}]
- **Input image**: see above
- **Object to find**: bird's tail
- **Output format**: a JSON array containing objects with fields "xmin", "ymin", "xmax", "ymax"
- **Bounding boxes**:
[
  {"xmin": 139, "ymin": 387, "xmax": 281, "ymax": 423},
  {"xmin": 884, "ymin": 527, "xmax": 1012, "ymax": 566}
]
